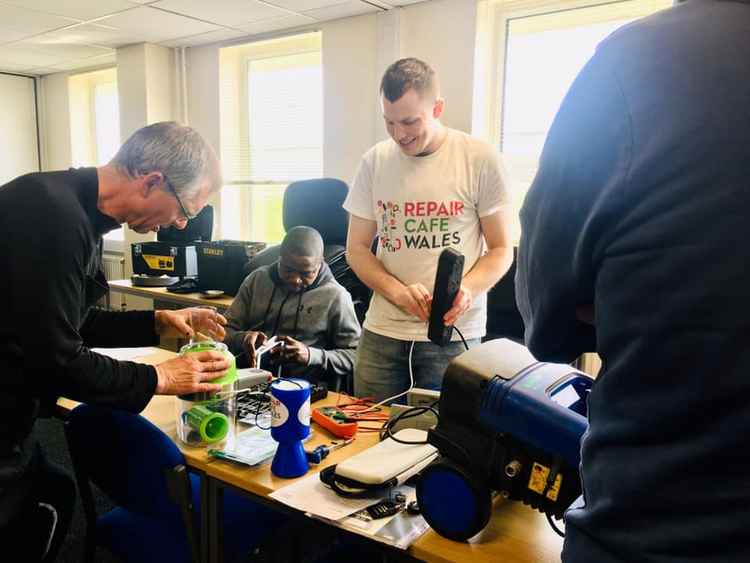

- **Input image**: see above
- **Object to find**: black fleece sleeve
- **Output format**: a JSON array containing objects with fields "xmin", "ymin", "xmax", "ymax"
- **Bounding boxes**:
[
  {"xmin": 7, "ymin": 196, "xmax": 156, "ymax": 413},
  {"xmin": 516, "ymin": 48, "xmax": 630, "ymax": 363},
  {"xmin": 80, "ymin": 308, "xmax": 159, "ymax": 348}
]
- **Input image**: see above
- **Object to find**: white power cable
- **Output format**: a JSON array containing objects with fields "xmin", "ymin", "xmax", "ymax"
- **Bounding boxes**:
[{"xmin": 358, "ymin": 340, "xmax": 416, "ymax": 414}]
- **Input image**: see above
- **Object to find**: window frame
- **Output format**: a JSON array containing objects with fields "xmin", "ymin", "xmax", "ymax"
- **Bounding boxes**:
[
  {"xmin": 219, "ymin": 32, "xmax": 322, "ymax": 243},
  {"xmin": 475, "ymin": 0, "xmax": 674, "ymax": 241}
]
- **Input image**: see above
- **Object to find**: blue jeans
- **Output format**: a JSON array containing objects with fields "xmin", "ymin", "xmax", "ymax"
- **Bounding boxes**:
[{"xmin": 354, "ymin": 329, "xmax": 480, "ymax": 402}]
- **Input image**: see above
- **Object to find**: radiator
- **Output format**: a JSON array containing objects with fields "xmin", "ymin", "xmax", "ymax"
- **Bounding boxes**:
[{"xmin": 101, "ymin": 252, "xmax": 125, "ymax": 310}]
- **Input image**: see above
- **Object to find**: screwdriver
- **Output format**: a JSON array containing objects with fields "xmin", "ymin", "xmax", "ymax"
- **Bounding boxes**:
[{"xmin": 305, "ymin": 438, "xmax": 354, "ymax": 464}]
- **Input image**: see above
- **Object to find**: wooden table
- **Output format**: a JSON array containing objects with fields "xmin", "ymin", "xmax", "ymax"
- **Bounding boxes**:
[
  {"xmin": 410, "ymin": 501, "xmax": 563, "ymax": 563},
  {"xmin": 108, "ymin": 279, "xmax": 234, "ymax": 309},
  {"xmin": 60, "ymin": 348, "xmax": 564, "ymax": 563},
  {"xmin": 205, "ymin": 399, "xmax": 564, "ymax": 563}
]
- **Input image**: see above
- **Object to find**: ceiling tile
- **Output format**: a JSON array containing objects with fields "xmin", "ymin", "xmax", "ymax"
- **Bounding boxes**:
[
  {"xmin": 0, "ymin": 4, "xmax": 78, "ymax": 44},
  {"xmin": 263, "ymin": 0, "xmax": 353, "ymax": 11},
  {"xmin": 153, "ymin": 0, "xmax": 288, "ymax": 26},
  {"xmin": 0, "ymin": 29, "xmax": 32, "ymax": 45},
  {"xmin": 95, "ymin": 6, "xmax": 221, "ymax": 43},
  {"xmin": 27, "ymin": 67, "xmax": 61, "ymax": 75},
  {"xmin": 15, "ymin": 38, "xmax": 112, "ymax": 62},
  {"xmin": 303, "ymin": 0, "xmax": 379, "ymax": 20},
  {"xmin": 234, "ymin": 14, "xmax": 314, "ymax": 35},
  {"xmin": 37, "ymin": 23, "xmax": 144, "ymax": 48},
  {"xmin": 49, "ymin": 51, "xmax": 117, "ymax": 71},
  {"xmin": 0, "ymin": 61, "xmax": 31, "ymax": 73},
  {"xmin": 159, "ymin": 28, "xmax": 248, "ymax": 47},
  {"xmin": 0, "ymin": 44, "xmax": 67, "ymax": 68},
  {"xmin": 0, "ymin": 0, "xmax": 136, "ymax": 21}
]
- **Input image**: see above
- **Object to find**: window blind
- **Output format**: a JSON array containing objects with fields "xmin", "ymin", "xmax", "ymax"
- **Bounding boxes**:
[{"xmin": 220, "ymin": 32, "xmax": 322, "ymax": 185}]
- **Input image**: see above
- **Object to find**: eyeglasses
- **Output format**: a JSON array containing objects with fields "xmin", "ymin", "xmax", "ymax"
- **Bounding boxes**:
[{"xmin": 163, "ymin": 174, "xmax": 197, "ymax": 220}]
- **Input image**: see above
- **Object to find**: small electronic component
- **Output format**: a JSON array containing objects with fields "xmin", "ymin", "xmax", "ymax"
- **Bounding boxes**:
[{"xmin": 366, "ymin": 500, "xmax": 403, "ymax": 520}]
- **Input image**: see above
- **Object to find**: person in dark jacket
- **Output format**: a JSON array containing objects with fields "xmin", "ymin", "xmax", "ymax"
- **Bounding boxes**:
[
  {"xmin": 224, "ymin": 226, "xmax": 360, "ymax": 384},
  {"xmin": 0, "ymin": 121, "xmax": 230, "ymax": 561},
  {"xmin": 516, "ymin": 1, "xmax": 750, "ymax": 561}
]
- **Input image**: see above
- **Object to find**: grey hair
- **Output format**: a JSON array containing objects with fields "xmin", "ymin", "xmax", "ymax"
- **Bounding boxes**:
[{"xmin": 111, "ymin": 121, "xmax": 220, "ymax": 201}]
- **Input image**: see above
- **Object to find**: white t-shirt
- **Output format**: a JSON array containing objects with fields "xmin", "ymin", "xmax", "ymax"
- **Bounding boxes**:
[{"xmin": 344, "ymin": 128, "xmax": 510, "ymax": 341}]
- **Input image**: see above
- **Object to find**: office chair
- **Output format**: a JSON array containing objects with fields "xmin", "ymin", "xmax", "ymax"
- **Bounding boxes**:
[
  {"xmin": 159, "ymin": 204, "xmax": 213, "ymax": 243},
  {"xmin": 65, "ymin": 404, "xmax": 281, "ymax": 563},
  {"xmin": 246, "ymin": 178, "xmax": 348, "ymax": 266}
]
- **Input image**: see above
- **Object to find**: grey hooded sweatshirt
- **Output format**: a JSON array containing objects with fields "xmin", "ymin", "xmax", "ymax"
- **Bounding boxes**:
[{"xmin": 224, "ymin": 261, "xmax": 360, "ymax": 381}]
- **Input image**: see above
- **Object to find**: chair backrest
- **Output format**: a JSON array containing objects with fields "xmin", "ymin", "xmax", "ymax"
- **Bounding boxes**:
[
  {"xmin": 282, "ymin": 178, "xmax": 349, "ymax": 244},
  {"xmin": 244, "ymin": 177, "xmax": 350, "ymax": 274},
  {"xmin": 66, "ymin": 404, "xmax": 185, "ymax": 518},
  {"xmin": 159, "ymin": 204, "xmax": 213, "ymax": 243}
]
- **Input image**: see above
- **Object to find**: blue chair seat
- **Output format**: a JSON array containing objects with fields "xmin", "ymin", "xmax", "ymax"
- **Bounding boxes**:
[{"xmin": 66, "ymin": 404, "xmax": 283, "ymax": 563}]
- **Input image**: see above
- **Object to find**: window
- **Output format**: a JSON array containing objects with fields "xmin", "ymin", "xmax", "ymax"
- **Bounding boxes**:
[
  {"xmin": 220, "ymin": 33, "xmax": 322, "ymax": 243},
  {"xmin": 69, "ymin": 68, "xmax": 122, "ymax": 242},
  {"xmin": 477, "ymin": 0, "xmax": 672, "ymax": 240}
]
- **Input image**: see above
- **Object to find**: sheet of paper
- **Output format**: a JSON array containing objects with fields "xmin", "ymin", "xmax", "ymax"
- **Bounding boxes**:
[
  {"xmin": 91, "ymin": 347, "xmax": 163, "ymax": 362},
  {"xmin": 270, "ymin": 473, "xmax": 377, "ymax": 521},
  {"xmin": 341, "ymin": 486, "xmax": 416, "ymax": 535},
  {"xmin": 310, "ymin": 486, "xmax": 430, "ymax": 549},
  {"xmin": 239, "ymin": 412, "xmax": 271, "ymax": 427}
]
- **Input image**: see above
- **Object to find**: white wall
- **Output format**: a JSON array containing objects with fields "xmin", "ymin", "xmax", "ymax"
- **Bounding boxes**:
[
  {"xmin": 0, "ymin": 74, "xmax": 39, "ymax": 184},
  {"xmin": 39, "ymin": 73, "xmax": 70, "ymax": 172},
  {"xmin": 321, "ymin": 14, "xmax": 378, "ymax": 183},
  {"xmin": 400, "ymin": 0, "xmax": 478, "ymax": 135},
  {"xmin": 185, "ymin": 43, "xmax": 222, "ymax": 229},
  {"xmin": 117, "ymin": 44, "xmax": 149, "ymax": 140},
  {"xmin": 144, "ymin": 43, "xmax": 175, "ymax": 124},
  {"xmin": 186, "ymin": 44, "xmax": 220, "ymax": 152}
]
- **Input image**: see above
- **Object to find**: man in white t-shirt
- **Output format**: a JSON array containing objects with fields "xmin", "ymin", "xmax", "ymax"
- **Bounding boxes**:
[{"xmin": 344, "ymin": 58, "xmax": 513, "ymax": 402}]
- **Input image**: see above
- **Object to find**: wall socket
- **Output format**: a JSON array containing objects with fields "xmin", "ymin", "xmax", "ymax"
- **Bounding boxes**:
[
  {"xmin": 407, "ymin": 387, "xmax": 440, "ymax": 408},
  {"xmin": 388, "ymin": 388, "xmax": 441, "ymax": 433}
]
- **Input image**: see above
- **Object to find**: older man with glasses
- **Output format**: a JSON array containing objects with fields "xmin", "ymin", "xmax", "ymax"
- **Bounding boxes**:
[{"xmin": 0, "ymin": 121, "xmax": 229, "ymax": 561}]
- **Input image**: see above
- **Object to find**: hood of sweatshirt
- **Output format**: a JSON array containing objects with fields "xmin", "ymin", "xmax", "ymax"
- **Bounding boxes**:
[{"xmin": 259, "ymin": 260, "xmax": 335, "ymax": 338}]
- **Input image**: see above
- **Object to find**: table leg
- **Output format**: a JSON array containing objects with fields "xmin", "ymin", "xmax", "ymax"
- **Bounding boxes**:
[
  {"xmin": 208, "ymin": 477, "xmax": 225, "ymax": 563},
  {"xmin": 200, "ymin": 473, "xmax": 209, "ymax": 563}
]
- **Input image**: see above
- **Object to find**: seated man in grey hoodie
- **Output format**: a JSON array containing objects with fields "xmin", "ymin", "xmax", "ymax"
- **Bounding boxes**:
[{"xmin": 224, "ymin": 226, "xmax": 361, "ymax": 383}]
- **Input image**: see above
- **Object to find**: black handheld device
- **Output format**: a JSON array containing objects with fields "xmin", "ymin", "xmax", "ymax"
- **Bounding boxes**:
[{"xmin": 428, "ymin": 248, "xmax": 465, "ymax": 346}]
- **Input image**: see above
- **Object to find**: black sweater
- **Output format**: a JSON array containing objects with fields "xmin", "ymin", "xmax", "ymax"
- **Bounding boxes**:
[
  {"xmin": 517, "ymin": 1, "xmax": 750, "ymax": 561},
  {"xmin": 0, "ymin": 168, "xmax": 158, "ymax": 501}
]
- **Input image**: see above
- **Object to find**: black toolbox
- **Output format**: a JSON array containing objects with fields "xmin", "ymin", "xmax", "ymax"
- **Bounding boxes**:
[{"xmin": 197, "ymin": 240, "xmax": 267, "ymax": 295}]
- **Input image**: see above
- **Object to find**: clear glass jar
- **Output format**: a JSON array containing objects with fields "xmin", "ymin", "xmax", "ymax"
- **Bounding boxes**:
[{"xmin": 175, "ymin": 341, "xmax": 237, "ymax": 447}]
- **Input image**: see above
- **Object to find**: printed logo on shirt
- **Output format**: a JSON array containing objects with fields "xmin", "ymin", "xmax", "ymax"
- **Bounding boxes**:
[{"xmin": 377, "ymin": 199, "xmax": 464, "ymax": 252}]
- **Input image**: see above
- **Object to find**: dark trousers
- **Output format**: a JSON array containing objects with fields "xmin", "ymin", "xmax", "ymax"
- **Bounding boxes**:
[{"xmin": 0, "ymin": 449, "xmax": 75, "ymax": 562}]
